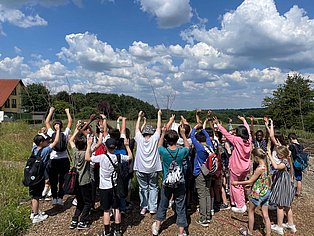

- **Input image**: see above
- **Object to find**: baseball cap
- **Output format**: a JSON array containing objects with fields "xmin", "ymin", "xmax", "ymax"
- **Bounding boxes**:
[
  {"xmin": 105, "ymin": 138, "xmax": 117, "ymax": 149},
  {"xmin": 142, "ymin": 125, "xmax": 155, "ymax": 135}
]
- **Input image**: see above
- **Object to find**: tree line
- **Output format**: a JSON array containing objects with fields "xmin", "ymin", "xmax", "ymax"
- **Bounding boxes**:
[{"xmin": 21, "ymin": 73, "xmax": 313, "ymax": 131}]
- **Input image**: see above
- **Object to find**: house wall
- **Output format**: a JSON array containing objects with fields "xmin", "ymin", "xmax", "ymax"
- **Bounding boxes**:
[{"xmin": 1, "ymin": 83, "xmax": 24, "ymax": 113}]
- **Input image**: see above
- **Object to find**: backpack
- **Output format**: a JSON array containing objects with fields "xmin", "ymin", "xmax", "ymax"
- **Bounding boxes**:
[
  {"xmin": 51, "ymin": 132, "xmax": 67, "ymax": 152},
  {"xmin": 197, "ymin": 145, "xmax": 218, "ymax": 176},
  {"xmin": 106, "ymin": 153, "xmax": 129, "ymax": 198},
  {"xmin": 163, "ymin": 149, "xmax": 185, "ymax": 188},
  {"xmin": 63, "ymin": 167, "xmax": 79, "ymax": 195},
  {"xmin": 23, "ymin": 149, "xmax": 45, "ymax": 187},
  {"xmin": 292, "ymin": 144, "xmax": 309, "ymax": 171}
]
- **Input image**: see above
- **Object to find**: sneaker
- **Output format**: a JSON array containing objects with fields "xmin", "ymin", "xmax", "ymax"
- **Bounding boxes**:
[
  {"xmin": 282, "ymin": 223, "xmax": 297, "ymax": 233},
  {"xmin": 42, "ymin": 186, "xmax": 49, "ymax": 197},
  {"xmin": 271, "ymin": 224, "xmax": 284, "ymax": 235},
  {"xmin": 210, "ymin": 209, "xmax": 214, "ymax": 216},
  {"xmin": 195, "ymin": 219, "xmax": 209, "ymax": 227},
  {"xmin": 140, "ymin": 208, "xmax": 147, "ymax": 215},
  {"xmin": 72, "ymin": 198, "xmax": 77, "ymax": 206},
  {"xmin": 177, "ymin": 233, "xmax": 187, "ymax": 236},
  {"xmin": 77, "ymin": 222, "xmax": 90, "ymax": 230},
  {"xmin": 113, "ymin": 230, "xmax": 122, "ymax": 236},
  {"xmin": 168, "ymin": 200, "xmax": 174, "ymax": 209},
  {"xmin": 44, "ymin": 196, "xmax": 52, "ymax": 201},
  {"xmin": 32, "ymin": 213, "xmax": 48, "ymax": 224},
  {"xmin": 150, "ymin": 210, "xmax": 157, "ymax": 215},
  {"xmin": 152, "ymin": 221, "xmax": 159, "ymax": 236},
  {"xmin": 220, "ymin": 203, "xmax": 231, "ymax": 211},
  {"xmin": 69, "ymin": 220, "xmax": 78, "ymax": 229},
  {"xmin": 57, "ymin": 198, "xmax": 64, "ymax": 206},
  {"xmin": 231, "ymin": 205, "xmax": 247, "ymax": 213},
  {"xmin": 30, "ymin": 211, "xmax": 46, "ymax": 220},
  {"xmin": 47, "ymin": 189, "xmax": 52, "ymax": 197}
]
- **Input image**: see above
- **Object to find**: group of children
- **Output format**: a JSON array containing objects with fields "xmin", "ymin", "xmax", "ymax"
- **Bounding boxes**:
[{"xmin": 27, "ymin": 107, "xmax": 307, "ymax": 236}]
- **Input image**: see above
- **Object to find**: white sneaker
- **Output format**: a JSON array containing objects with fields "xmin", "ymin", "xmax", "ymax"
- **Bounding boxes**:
[
  {"xmin": 231, "ymin": 204, "xmax": 247, "ymax": 213},
  {"xmin": 168, "ymin": 200, "xmax": 174, "ymax": 209},
  {"xmin": 47, "ymin": 189, "xmax": 52, "ymax": 197},
  {"xmin": 151, "ymin": 222, "xmax": 159, "ymax": 236},
  {"xmin": 57, "ymin": 198, "xmax": 64, "ymax": 206},
  {"xmin": 32, "ymin": 213, "xmax": 48, "ymax": 224},
  {"xmin": 282, "ymin": 223, "xmax": 297, "ymax": 233},
  {"xmin": 140, "ymin": 208, "xmax": 147, "ymax": 215},
  {"xmin": 30, "ymin": 211, "xmax": 46, "ymax": 220},
  {"xmin": 271, "ymin": 224, "xmax": 284, "ymax": 235},
  {"xmin": 42, "ymin": 186, "xmax": 49, "ymax": 197},
  {"xmin": 211, "ymin": 209, "xmax": 215, "ymax": 216},
  {"xmin": 72, "ymin": 198, "xmax": 77, "ymax": 206}
]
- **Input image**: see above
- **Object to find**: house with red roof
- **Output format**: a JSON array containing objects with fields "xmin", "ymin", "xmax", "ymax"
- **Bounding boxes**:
[{"xmin": 0, "ymin": 79, "xmax": 25, "ymax": 114}]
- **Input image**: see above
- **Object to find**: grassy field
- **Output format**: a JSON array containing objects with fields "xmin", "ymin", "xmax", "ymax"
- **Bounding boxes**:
[{"xmin": 0, "ymin": 121, "xmax": 313, "ymax": 236}]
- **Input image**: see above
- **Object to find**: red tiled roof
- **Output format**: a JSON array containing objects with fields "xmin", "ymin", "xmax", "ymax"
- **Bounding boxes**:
[{"xmin": 0, "ymin": 79, "xmax": 24, "ymax": 107}]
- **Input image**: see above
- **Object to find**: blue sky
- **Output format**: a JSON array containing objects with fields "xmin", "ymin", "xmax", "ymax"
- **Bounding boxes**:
[{"xmin": 0, "ymin": 0, "xmax": 313, "ymax": 110}]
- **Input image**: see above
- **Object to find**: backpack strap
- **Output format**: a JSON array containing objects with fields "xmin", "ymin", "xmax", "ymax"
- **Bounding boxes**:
[
  {"xmin": 166, "ymin": 148, "xmax": 179, "ymax": 160},
  {"xmin": 105, "ymin": 153, "xmax": 117, "ymax": 168}
]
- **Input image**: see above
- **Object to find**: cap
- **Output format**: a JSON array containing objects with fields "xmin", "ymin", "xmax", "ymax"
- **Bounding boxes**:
[
  {"xmin": 142, "ymin": 125, "xmax": 155, "ymax": 135},
  {"xmin": 38, "ymin": 133, "xmax": 50, "ymax": 140},
  {"xmin": 105, "ymin": 138, "xmax": 117, "ymax": 149}
]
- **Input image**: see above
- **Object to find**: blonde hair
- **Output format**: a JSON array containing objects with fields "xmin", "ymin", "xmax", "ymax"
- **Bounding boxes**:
[
  {"xmin": 276, "ymin": 145, "xmax": 294, "ymax": 177},
  {"xmin": 251, "ymin": 148, "xmax": 271, "ymax": 186}
]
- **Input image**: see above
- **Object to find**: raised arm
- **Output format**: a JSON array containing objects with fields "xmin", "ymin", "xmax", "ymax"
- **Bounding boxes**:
[
  {"xmin": 135, "ymin": 111, "xmax": 144, "ymax": 134},
  {"xmin": 120, "ymin": 117, "xmax": 126, "ymax": 135},
  {"xmin": 158, "ymin": 125, "xmax": 167, "ymax": 147},
  {"xmin": 116, "ymin": 116, "xmax": 122, "ymax": 131},
  {"xmin": 80, "ymin": 114, "xmax": 97, "ymax": 137},
  {"xmin": 166, "ymin": 114, "xmax": 175, "ymax": 130},
  {"xmin": 45, "ymin": 107, "xmax": 55, "ymax": 130},
  {"xmin": 267, "ymin": 118, "xmax": 280, "ymax": 146},
  {"xmin": 238, "ymin": 115, "xmax": 251, "ymax": 141},
  {"xmin": 49, "ymin": 123, "xmax": 60, "ymax": 148},
  {"xmin": 124, "ymin": 138, "xmax": 133, "ymax": 161},
  {"xmin": 214, "ymin": 117, "xmax": 236, "ymax": 145},
  {"xmin": 69, "ymin": 120, "xmax": 81, "ymax": 149},
  {"xmin": 100, "ymin": 114, "xmax": 108, "ymax": 138},
  {"xmin": 85, "ymin": 136, "xmax": 93, "ymax": 161},
  {"xmin": 91, "ymin": 120, "xmax": 104, "ymax": 152},
  {"xmin": 196, "ymin": 109, "xmax": 202, "ymax": 124},
  {"xmin": 65, "ymin": 108, "xmax": 73, "ymax": 129},
  {"xmin": 140, "ymin": 117, "xmax": 147, "ymax": 132},
  {"xmin": 156, "ymin": 109, "xmax": 162, "ymax": 134},
  {"xmin": 267, "ymin": 150, "xmax": 285, "ymax": 170},
  {"xmin": 202, "ymin": 128, "xmax": 213, "ymax": 149},
  {"xmin": 250, "ymin": 116, "xmax": 255, "ymax": 137},
  {"xmin": 179, "ymin": 125, "xmax": 190, "ymax": 148}
]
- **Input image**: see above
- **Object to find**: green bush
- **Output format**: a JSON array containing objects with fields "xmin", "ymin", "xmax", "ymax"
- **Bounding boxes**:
[{"xmin": 0, "ymin": 165, "xmax": 30, "ymax": 236}]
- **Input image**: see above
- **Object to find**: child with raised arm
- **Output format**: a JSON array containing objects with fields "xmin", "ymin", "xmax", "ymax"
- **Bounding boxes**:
[
  {"xmin": 45, "ymin": 107, "xmax": 72, "ymax": 206},
  {"xmin": 213, "ymin": 116, "xmax": 252, "ymax": 213},
  {"xmin": 133, "ymin": 110, "xmax": 162, "ymax": 215},
  {"xmin": 268, "ymin": 146, "xmax": 296, "ymax": 235},
  {"xmin": 30, "ymin": 124, "xmax": 60, "ymax": 223},
  {"xmin": 232, "ymin": 148, "xmax": 271, "ymax": 236}
]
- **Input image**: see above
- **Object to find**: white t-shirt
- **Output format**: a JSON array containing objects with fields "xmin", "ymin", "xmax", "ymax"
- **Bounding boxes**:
[
  {"xmin": 170, "ymin": 122, "xmax": 192, "ymax": 147},
  {"xmin": 91, "ymin": 152, "xmax": 129, "ymax": 190},
  {"xmin": 47, "ymin": 127, "xmax": 71, "ymax": 159},
  {"xmin": 133, "ymin": 131, "xmax": 162, "ymax": 173}
]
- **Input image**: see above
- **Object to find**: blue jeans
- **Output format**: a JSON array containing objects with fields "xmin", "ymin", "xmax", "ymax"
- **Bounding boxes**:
[
  {"xmin": 136, "ymin": 171, "xmax": 159, "ymax": 212},
  {"xmin": 156, "ymin": 183, "xmax": 187, "ymax": 227}
]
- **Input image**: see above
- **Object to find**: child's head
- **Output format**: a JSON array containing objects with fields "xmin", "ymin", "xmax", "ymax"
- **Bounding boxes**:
[
  {"xmin": 274, "ymin": 131, "xmax": 287, "ymax": 146},
  {"xmin": 275, "ymin": 145, "xmax": 290, "ymax": 160},
  {"xmin": 255, "ymin": 130, "xmax": 264, "ymax": 141},
  {"xmin": 235, "ymin": 125, "xmax": 249, "ymax": 142},
  {"xmin": 288, "ymin": 133, "xmax": 297, "ymax": 142},
  {"xmin": 195, "ymin": 131, "xmax": 206, "ymax": 143},
  {"xmin": 164, "ymin": 130, "xmax": 179, "ymax": 146},
  {"xmin": 178, "ymin": 124, "xmax": 191, "ymax": 139},
  {"xmin": 109, "ymin": 128, "xmax": 121, "ymax": 141},
  {"xmin": 75, "ymin": 133, "xmax": 87, "ymax": 151},
  {"xmin": 53, "ymin": 120, "xmax": 63, "ymax": 130},
  {"xmin": 142, "ymin": 125, "xmax": 155, "ymax": 137},
  {"xmin": 33, "ymin": 134, "xmax": 50, "ymax": 147},
  {"xmin": 251, "ymin": 148, "xmax": 267, "ymax": 163},
  {"xmin": 105, "ymin": 138, "xmax": 117, "ymax": 153}
]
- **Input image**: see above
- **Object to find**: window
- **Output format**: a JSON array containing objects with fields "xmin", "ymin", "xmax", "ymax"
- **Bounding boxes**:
[
  {"xmin": 11, "ymin": 88, "xmax": 17, "ymax": 96},
  {"xmin": 12, "ymin": 99, "xmax": 17, "ymax": 108},
  {"xmin": 4, "ymin": 99, "xmax": 10, "ymax": 108}
]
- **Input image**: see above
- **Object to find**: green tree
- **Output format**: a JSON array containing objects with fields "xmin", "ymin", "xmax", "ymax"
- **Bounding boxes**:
[
  {"xmin": 21, "ymin": 83, "xmax": 51, "ymax": 112},
  {"xmin": 54, "ymin": 91, "xmax": 70, "ymax": 102},
  {"xmin": 263, "ymin": 73, "xmax": 314, "ymax": 130}
]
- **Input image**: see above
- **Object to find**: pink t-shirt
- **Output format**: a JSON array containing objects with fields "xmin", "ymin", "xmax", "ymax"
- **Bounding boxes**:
[{"xmin": 217, "ymin": 123, "xmax": 252, "ymax": 176}]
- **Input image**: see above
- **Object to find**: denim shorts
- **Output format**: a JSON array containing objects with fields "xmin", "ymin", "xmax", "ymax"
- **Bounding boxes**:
[{"xmin": 250, "ymin": 190, "xmax": 270, "ymax": 206}]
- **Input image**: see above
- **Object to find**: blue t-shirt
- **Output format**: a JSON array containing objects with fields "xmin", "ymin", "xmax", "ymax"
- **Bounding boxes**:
[
  {"xmin": 158, "ymin": 146, "xmax": 189, "ymax": 180},
  {"xmin": 32, "ymin": 145, "xmax": 53, "ymax": 166}
]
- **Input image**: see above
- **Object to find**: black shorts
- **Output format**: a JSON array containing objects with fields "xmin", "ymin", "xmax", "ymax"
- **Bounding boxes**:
[
  {"xmin": 99, "ymin": 188, "xmax": 120, "ymax": 211},
  {"xmin": 29, "ymin": 180, "xmax": 45, "ymax": 199}
]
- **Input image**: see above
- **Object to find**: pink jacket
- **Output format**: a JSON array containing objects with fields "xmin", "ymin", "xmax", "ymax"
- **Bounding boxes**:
[{"xmin": 217, "ymin": 123, "xmax": 252, "ymax": 176}]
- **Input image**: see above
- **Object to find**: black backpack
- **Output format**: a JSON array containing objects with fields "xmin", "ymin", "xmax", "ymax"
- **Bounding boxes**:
[
  {"xmin": 23, "ymin": 149, "xmax": 45, "ymax": 187},
  {"xmin": 51, "ymin": 132, "xmax": 67, "ymax": 152},
  {"xmin": 106, "ymin": 154, "xmax": 129, "ymax": 198}
]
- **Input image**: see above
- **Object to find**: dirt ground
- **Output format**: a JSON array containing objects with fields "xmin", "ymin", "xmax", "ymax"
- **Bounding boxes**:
[{"xmin": 26, "ymin": 160, "xmax": 314, "ymax": 236}]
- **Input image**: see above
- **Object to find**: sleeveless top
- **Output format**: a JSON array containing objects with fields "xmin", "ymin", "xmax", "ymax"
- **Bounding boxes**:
[{"xmin": 250, "ymin": 165, "xmax": 269, "ymax": 199}]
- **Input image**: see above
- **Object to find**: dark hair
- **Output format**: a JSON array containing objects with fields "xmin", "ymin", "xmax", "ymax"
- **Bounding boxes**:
[
  {"xmin": 216, "ymin": 131, "xmax": 223, "ymax": 142},
  {"xmin": 178, "ymin": 124, "xmax": 191, "ymax": 138},
  {"xmin": 75, "ymin": 133, "xmax": 87, "ymax": 151},
  {"xmin": 274, "ymin": 131, "xmax": 287, "ymax": 146},
  {"xmin": 205, "ymin": 128, "xmax": 214, "ymax": 137},
  {"xmin": 256, "ymin": 130, "xmax": 264, "ymax": 136},
  {"xmin": 108, "ymin": 128, "xmax": 120, "ymax": 141},
  {"xmin": 164, "ymin": 130, "xmax": 179, "ymax": 146},
  {"xmin": 288, "ymin": 133, "xmax": 297, "ymax": 140},
  {"xmin": 195, "ymin": 131, "xmax": 206, "ymax": 143},
  {"xmin": 33, "ymin": 135, "xmax": 45, "ymax": 146},
  {"xmin": 236, "ymin": 125, "xmax": 249, "ymax": 142},
  {"xmin": 125, "ymin": 128, "xmax": 131, "ymax": 139},
  {"xmin": 53, "ymin": 119, "xmax": 63, "ymax": 130}
]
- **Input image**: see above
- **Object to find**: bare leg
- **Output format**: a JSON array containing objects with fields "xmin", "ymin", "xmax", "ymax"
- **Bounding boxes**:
[
  {"xmin": 31, "ymin": 198, "xmax": 39, "ymax": 214},
  {"xmin": 277, "ymin": 206, "xmax": 284, "ymax": 226},
  {"xmin": 247, "ymin": 202, "xmax": 256, "ymax": 234},
  {"xmin": 261, "ymin": 205, "xmax": 271, "ymax": 236},
  {"xmin": 285, "ymin": 207, "xmax": 294, "ymax": 225}
]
